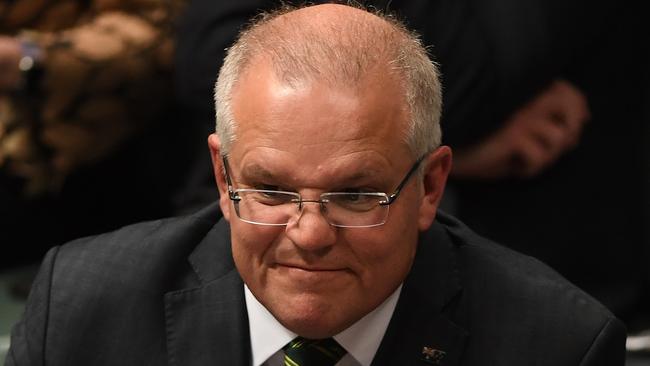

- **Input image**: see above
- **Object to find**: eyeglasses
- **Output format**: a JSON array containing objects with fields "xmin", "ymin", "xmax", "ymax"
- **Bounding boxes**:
[{"xmin": 222, "ymin": 155, "xmax": 424, "ymax": 228}]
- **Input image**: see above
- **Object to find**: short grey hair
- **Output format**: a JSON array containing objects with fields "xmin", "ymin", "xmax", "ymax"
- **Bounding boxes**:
[{"xmin": 214, "ymin": 3, "xmax": 442, "ymax": 158}]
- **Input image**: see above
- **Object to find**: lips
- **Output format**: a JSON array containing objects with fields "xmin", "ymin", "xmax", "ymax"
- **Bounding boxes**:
[
  {"xmin": 277, "ymin": 263, "xmax": 346, "ymax": 272},
  {"xmin": 274, "ymin": 263, "xmax": 351, "ymax": 283}
]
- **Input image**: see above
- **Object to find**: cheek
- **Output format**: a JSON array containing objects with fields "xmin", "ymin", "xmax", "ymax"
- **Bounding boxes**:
[
  {"xmin": 345, "ymin": 226, "xmax": 418, "ymax": 286},
  {"xmin": 232, "ymin": 222, "xmax": 278, "ymax": 250},
  {"xmin": 230, "ymin": 223, "xmax": 282, "ymax": 279}
]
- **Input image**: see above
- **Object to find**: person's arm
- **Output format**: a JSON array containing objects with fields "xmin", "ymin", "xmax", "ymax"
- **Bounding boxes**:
[
  {"xmin": 451, "ymin": 79, "xmax": 590, "ymax": 179},
  {"xmin": 6, "ymin": 246, "xmax": 60, "ymax": 366}
]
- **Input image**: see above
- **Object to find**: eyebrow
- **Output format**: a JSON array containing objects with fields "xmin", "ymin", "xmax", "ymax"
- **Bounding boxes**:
[
  {"xmin": 239, "ymin": 164, "xmax": 277, "ymax": 182},
  {"xmin": 238, "ymin": 163, "xmax": 385, "ymax": 188}
]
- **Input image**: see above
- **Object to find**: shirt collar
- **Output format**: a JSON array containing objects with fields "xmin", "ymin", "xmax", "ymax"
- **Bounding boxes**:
[{"xmin": 245, "ymin": 284, "xmax": 402, "ymax": 366}]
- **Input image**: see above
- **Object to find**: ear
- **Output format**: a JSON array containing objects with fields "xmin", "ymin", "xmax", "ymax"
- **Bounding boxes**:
[
  {"xmin": 418, "ymin": 146, "xmax": 452, "ymax": 231},
  {"xmin": 207, "ymin": 133, "xmax": 232, "ymax": 222}
]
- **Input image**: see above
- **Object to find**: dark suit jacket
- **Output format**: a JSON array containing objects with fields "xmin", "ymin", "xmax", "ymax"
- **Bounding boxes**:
[{"xmin": 6, "ymin": 203, "xmax": 625, "ymax": 365}]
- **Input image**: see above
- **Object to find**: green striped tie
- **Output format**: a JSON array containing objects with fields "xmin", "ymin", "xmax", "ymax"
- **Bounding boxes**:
[{"xmin": 283, "ymin": 337, "xmax": 347, "ymax": 366}]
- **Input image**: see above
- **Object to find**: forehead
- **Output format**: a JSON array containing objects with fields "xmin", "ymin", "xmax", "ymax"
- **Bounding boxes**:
[{"xmin": 228, "ymin": 57, "xmax": 413, "ymax": 176}]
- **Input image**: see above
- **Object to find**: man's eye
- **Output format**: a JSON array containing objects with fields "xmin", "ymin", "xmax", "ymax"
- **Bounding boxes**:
[
  {"xmin": 341, "ymin": 192, "xmax": 363, "ymax": 202},
  {"xmin": 340, "ymin": 187, "xmax": 375, "ymax": 196},
  {"xmin": 328, "ymin": 191, "xmax": 380, "ymax": 212},
  {"xmin": 260, "ymin": 190, "xmax": 282, "ymax": 199},
  {"xmin": 249, "ymin": 190, "xmax": 293, "ymax": 205}
]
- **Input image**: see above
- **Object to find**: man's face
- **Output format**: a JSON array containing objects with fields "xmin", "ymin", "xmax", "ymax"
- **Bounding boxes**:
[{"xmin": 210, "ymin": 58, "xmax": 449, "ymax": 338}]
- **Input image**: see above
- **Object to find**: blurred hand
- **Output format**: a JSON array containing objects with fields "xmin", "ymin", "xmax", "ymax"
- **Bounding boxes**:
[
  {"xmin": 452, "ymin": 79, "xmax": 590, "ymax": 180},
  {"xmin": 0, "ymin": 36, "xmax": 22, "ymax": 90}
]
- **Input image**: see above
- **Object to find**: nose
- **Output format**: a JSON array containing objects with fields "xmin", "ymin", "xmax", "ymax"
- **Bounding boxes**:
[{"xmin": 285, "ymin": 201, "xmax": 337, "ymax": 251}]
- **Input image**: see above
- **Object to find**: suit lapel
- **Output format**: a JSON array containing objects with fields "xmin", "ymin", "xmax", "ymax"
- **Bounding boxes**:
[
  {"xmin": 165, "ymin": 219, "xmax": 251, "ymax": 366},
  {"xmin": 372, "ymin": 218, "xmax": 468, "ymax": 366}
]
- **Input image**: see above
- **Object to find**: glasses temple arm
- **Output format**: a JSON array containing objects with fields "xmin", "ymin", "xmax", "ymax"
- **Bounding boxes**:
[
  {"xmin": 221, "ymin": 156, "xmax": 240, "ymax": 201},
  {"xmin": 384, "ymin": 155, "xmax": 425, "ymax": 205}
]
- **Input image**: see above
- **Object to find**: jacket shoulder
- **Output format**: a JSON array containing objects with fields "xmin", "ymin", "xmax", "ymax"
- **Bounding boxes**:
[
  {"xmin": 7, "ymin": 204, "xmax": 224, "ymax": 365},
  {"xmin": 436, "ymin": 212, "xmax": 626, "ymax": 364},
  {"xmin": 53, "ymin": 203, "xmax": 222, "ymax": 291}
]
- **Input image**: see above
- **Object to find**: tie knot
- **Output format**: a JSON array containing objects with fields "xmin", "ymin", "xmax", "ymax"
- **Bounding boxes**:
[{"xmin": 283, "ymin": 337, "xmax": 346, "ymax": 366}]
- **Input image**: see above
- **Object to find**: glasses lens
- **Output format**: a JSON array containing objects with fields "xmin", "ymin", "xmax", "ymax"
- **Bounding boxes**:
[
  {"xmin": 322, "ymin": 192, "xmax": 389, "ymax": 227},
  {"xmin": 233, "ymin": 190, "xmax": 389, "ymax": 227},
  {"xmin": 234, "ymin": 190, "xmax": 298, "ymax": 225}
]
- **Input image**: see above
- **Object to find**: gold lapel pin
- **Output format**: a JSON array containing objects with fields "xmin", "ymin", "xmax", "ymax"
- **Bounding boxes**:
[{"xmin": 421, "ymin": 346, "xmax": 446, "ymax": 365}]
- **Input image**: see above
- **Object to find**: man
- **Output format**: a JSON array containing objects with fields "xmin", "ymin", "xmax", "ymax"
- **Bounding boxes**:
[
  {"xmin": 175, "ymin": 0, "xmax": 650, "ymax": 327},
  {"xmin": 7, "ymin": 4, "xmax": 625, "ymax": 366}
]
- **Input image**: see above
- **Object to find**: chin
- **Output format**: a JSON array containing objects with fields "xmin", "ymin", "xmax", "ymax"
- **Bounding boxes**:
[{"xmin": 271, "ymin": 293, "xmax": 350, "ymax": 339}]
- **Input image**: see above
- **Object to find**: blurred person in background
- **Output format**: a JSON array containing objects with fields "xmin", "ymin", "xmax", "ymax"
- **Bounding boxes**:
[
  {"xmin": 0, "ymin": 0, "xmax": 190, "ymax": 270},
  {"xmin": 447, "ymin": 0, "xmax": 649, "ymax": 333}
]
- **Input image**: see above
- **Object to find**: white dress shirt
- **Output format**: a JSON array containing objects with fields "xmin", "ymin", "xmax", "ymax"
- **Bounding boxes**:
[{"xmin": 244, "ymin": 284, "xmax": 402, "ymax": 366}]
